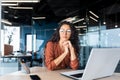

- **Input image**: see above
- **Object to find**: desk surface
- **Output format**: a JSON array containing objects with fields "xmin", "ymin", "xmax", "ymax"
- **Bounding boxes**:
[
  {"xmin": 1, "ymin": 53, "xmax": 32, "ymax": 70},
  {"xmin": 0, "ymin": 67, "xmax": 120, "ymax": 80},
  {"xmin": 1, "ymin": 53, "xmax": 32, "ymax": 58}
]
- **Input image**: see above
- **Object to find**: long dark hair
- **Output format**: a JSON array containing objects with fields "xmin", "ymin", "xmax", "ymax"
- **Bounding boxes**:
[{"xmin": 47, "ymin": 21, "xmax": 80, "ymax": 54}]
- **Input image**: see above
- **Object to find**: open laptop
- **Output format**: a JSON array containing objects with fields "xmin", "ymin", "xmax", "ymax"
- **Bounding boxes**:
[{"xmin": 60, "ymin": 48, "xmax": 120, "ymax": 80}]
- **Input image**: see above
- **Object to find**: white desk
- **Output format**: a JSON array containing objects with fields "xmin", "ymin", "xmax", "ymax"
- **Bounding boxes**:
[
  {"xmin": 0, "ymin": 67, "xmax": 120, "ymax": 80},
  {"xmin": 1, "ymin": 53, "xmax": 32, "ymax": 70}
]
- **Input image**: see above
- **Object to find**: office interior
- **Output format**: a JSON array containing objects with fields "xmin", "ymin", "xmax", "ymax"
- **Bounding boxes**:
[{"xmin": 0, "ymin": 0, "xmax": 120, "ymax": 76}]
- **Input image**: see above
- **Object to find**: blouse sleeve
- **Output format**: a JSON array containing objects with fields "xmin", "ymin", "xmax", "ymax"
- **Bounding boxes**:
[
  {"xmin": 45, "ymin": 42, "xmax": 57, "ymax": 70},
  {"xmin": 70, "ymin": 55, "xmax": 79, "ymax": 70}
]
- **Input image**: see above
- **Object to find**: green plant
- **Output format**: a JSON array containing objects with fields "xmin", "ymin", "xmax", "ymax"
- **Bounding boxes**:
[
  {"xmin": 5, "ymin": 27, "xmax": 15, "ymax": 45},
  {"xmin": 7, "ymin": 32, "xmax": 13, "ymax": 44}
]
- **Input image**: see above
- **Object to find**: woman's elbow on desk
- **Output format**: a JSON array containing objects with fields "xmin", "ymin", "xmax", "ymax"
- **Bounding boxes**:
[
  {"xmin": 70, "ymin": 59, "xmax": 79, "ymax": 70},
  {"xmin": 46, "ymin": 61, "xmax": 57, "ymax": 71}
]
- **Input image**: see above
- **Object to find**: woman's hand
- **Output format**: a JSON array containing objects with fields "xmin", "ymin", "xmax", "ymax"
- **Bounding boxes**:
[
  {"xmin": 67, "ymin": 41, "xmax": 74, "ymax": 50},
  {"xmin": 62, "ymin": 41, "xmax": 69, "ymax": 54},
  {"xmin": 62, "ymin": 41, "xmax": 74, "ymax": 54},
  {"xmin": 66, "ymin": 41, "xmax": 76, "ymax": 61}
]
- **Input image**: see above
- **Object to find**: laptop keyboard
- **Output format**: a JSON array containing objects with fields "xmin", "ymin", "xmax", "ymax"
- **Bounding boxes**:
[{"xmin": 70, "ymin": 73, "xmax": 83, "ymax": 78}]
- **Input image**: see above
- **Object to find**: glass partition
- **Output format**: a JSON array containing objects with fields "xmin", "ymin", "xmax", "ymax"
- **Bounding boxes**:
[
  {"xmin": 77, "ymin": 8, "xmax": 120, "ymax": 68},
  {"xmin": 100, "ymin": 28, "xmax": 120, "ymax": 47},
  {"xmin": 0, "ymin": 1, "xmax": 33, "ymax": 75}
]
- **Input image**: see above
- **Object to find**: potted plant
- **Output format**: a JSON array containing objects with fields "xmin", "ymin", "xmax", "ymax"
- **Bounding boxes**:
[
  {"xmin": 7, "ymin": 32, "xmax": 13, "ymax": 45},
  {"xmin": 4, "ymin": 27, "xmax": 15, "ymax": 55},
  {"xmin": 5, "ymin": 27, "xmax": 16, "ymax": 45}
]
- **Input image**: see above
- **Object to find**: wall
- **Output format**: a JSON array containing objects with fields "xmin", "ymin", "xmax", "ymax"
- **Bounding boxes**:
[{"xmin": 20, "ymin": 20, "xmax": 58, "ymax": 52}]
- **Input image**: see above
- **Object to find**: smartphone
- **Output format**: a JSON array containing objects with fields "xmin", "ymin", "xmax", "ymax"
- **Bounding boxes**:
[{"xmin": 30, "ymin": 75, "xmax": 41, "ymax": 80}]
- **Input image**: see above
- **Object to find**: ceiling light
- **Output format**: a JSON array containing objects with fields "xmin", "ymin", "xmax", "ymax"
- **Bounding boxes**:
[
  {"xmin": 65, "ymin": 17, "xmax": 75, "ymax": 22},
  {"xmin": 3, "ymin": 11, "xmax": 9, "ymax": 13},
  {"xmin": 75, "ymin": 26, "xmax": 87, "ymax": 28},
  {"xmin": 73, "ymin": 18, "xmax": 84, "ymax": 24},
  {"xmin": 2, "ymin": 0, "xmax": 40, "ymax": 3},
  {"xmin": 2, "ymin": 2, "xmax": 18, "ymax": 6},
  {"xmin": 89, "ymin": 16, "xmax": 98, "ymax": 22},
  {"xmin": 32, "ymin": 17, "xmax": 46, "ymax": 19},
  {"xmin": 103, "ymin": 21, "xmax": 106, "ymax": 25},
  {"xmin": 89, "ymin": 11, "xmax": 99, "ymax": 18},
  {"xmin": 79, "ymin": 33, "xmax": 84, "ymax": 35},
  {"xmin": 54, "ymin": 28, "xmax": 56, "ymax": 30},
  {"xmin": 14, "ymin": 16, "xmax": 18, "ymax": 19},
  {"xmin": 115, "ymin": 24, "xmax": 118, "ymax": 28},
  {"xmin": 61, "ymin": 17, "xmax": 75, "ymax": 22},
  {"xmin": 83, "ymin": 22, "xmax": 86, "ymax": 24},
  {"xmin": 60, "ymin": 16, "xmax": 77, "ymax": 23},
  {"xmin": 1, "ymin": 19, "xmax": 12, "ymax": 25},
  {"xmin": 77, "ymin": 29, "xmax": 80, "ymax": 30},
  {"xmin": 9, "ymin": 6, "xmax": 33, "ymax": 9}
]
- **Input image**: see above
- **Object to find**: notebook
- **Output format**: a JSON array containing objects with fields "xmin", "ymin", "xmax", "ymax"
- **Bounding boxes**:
[
  {"xmin": 20, "ymin": 59, "xmax": 30, "ymax": 74},
  {"xmin": 60, "ymin": 48, "xmax": 120, "ymax": 80}
]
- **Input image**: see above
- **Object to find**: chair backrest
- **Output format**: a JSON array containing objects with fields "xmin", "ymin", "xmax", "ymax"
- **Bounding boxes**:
[{"xmin": 41, "ymin": 48, "xmax": 45, "ymax": 67}]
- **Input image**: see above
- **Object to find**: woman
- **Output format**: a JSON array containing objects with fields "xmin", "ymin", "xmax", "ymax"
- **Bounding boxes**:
[{"xmin": 45, "ymin": 21, "xmax": 80, "ymax": 70}]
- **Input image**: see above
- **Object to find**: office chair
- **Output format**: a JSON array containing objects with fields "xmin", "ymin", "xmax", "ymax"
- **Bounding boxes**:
[{"xmin": 30, "ymin": 51, "xmax": 43, "ymax": 67}]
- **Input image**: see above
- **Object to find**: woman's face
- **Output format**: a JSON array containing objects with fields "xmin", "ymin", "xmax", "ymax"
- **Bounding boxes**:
[{"xmin": 59, "ymin": 24, "xmax": 71, "ymax": 41}]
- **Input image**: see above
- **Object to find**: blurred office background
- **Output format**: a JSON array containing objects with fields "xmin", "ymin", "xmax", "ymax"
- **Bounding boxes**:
[{"xmin": 0, "ymin": 0, "xmax": 120, "ymax": 75}]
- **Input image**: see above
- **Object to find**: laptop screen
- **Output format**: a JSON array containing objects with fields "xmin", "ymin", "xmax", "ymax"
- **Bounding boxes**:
[{"xmin": 61, "ymin": 48, "xmax": 120, "ymax": 80}]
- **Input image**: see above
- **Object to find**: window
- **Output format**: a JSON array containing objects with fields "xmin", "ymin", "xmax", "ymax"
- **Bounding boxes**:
[
  {"xmin": 26, "ymin": 34, "xmax": 36, "ymax": 52},
  {"xmin": 4, "ymin": 25, "xmax": 20, "ymax": 51}
]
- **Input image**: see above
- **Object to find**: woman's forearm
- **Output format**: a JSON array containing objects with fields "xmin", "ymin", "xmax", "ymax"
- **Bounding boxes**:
[
  {"xmin": 54, "ymin": 52, "xmax": 67, "ymax": 66},
  {"xmin": 70, "ymin": 48, "xmax": 77, "ymax": 61}
]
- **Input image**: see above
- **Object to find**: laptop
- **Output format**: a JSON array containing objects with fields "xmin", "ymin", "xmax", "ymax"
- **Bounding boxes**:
[
  {"xmin": 60, "ymin": 48, "xmax": 120, "ymax": 80},
  {"xmin": 20, "ymin": 59, "xmax": 30, "ymax": 74}
]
